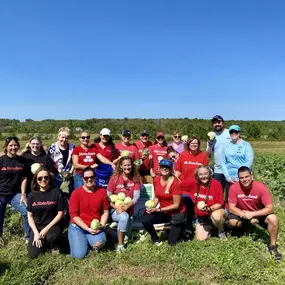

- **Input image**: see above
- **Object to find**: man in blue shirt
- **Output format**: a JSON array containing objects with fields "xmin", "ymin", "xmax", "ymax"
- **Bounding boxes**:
[{"xmin": 206, "ymin": 115, "xmax": 231, "ymax": 190}]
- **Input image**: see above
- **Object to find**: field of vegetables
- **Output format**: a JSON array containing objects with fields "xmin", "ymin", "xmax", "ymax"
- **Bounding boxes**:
[{"xmin": 0, "ymin": 151, "xmax": 285, "ymax": 285}]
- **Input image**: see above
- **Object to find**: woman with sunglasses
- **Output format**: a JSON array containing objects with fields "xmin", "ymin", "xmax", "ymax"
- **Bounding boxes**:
[
  {"xmin": 221, "ymin": 125, "xmax": 254, "ymax": 199},
  {"xmin": 168, "ymin": 131, "xmax": 184, "ymax": 154},
  {"xmin": 27, "ymin": 168, "xmax": 65, "ymax": 258},
  {"xmin": 0, "ymin": 137, "xmax": 30, "ymax": 245},
  {"xmin": 68, "ymin": 167, "xmax": 109, "ymax": 259},
  {"xmin": 175, "ymin": 136, "xmax": 208, "ymax": 182},
  {"xmin": 22, "ymin": 136, "xmax": 53, "ymax": 193},
  {"xmin": 142, "ymin": 159, "xmax": 186, "ymax": 245},
  {"xmin": 181, "ymin": 165, "xmax": 227, "ymax": 240},
  {"xmin": 72, "ymin": 131, "xmax": 115, "ymax": 189},
  {"xmin": 107, "ymin": 156, "xmax": 141, "ymax": 252},
  {"xmin": 48, "ymin": 127, "xmax": 75, "ymax": 193},
  {"xmin": 149, "ymin": 131, "xmax": 168, "ymax": 178},
  {"xmin": 167, "ymin": 146, "xmax": 180, "ymax": 169}
]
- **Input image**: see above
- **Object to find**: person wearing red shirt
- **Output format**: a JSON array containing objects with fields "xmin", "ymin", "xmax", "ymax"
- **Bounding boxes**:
[
  {"xmin": 181, "ymin": 165, "xmax": 226, "ymax": 241},
  {"xmin": 91, "ymin": 128, "xmax": 120, "ymax": 163},
  {"xmin": 72, "ymin": 131, "xmax": 115, "ymax": 189},
  {"xmin": 115, "ymin": 130, "xmax": 140, "ymax": 161},
  {"xmin": 175, "ymin": 136, "xmax": 208, "ymax": 181},
  {"xmin": 149, "ymin": 131, "xmax": 168, "ymax": 177},
  {"xmin": 107, "ymin": 157, "xmax": 141, "ymax": 252},
  {"xmin": 142, "ymin": 159, "xmax": 186, "ymax": 246},
  {"xmin": 228, "ymin": 166, "xmax": 282, "ymax": 260},
  {"xmin": 68, "ymin": 167, "xmax": 109, "ymax": 259},
  {"xmin": 133, "ymin": 130, "xmax": 153, "ymax": 183}
]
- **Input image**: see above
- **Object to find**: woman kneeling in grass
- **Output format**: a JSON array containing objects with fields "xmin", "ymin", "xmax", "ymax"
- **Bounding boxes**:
[
  {"xmin": 27, "ymin": 168, "xmax": 65, "ymax": 258},
  {"xmin": 181, "ymin": 165, "xmax": 227, "ymax": 240},
  {"xmin": 142, "ymin": 159, "xmax": 186, "ymax": 246},
  {"xmin": 107, "ymin": 156, "xmax": 141, "ymax": 253},
  {"xmin": 68, "ymin": 167, "xmax": 109, "ymax": 259}
]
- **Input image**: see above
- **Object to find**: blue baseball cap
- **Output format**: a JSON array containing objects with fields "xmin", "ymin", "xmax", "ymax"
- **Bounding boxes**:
[
  {"xmin": 211, "ymin": 115, "xmax": 224, "ymax": 122},
  {"xmin": 159, "ymin": 159, "xmax": 173, "ymax": 168},
  {"xmin": 229, "ymin": 125, "xmax": 241, "ymax": 132}
]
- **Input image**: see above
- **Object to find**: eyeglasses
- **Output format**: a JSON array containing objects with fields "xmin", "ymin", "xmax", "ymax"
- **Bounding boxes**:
[
  {"xmin": 174, "ymin": 136, "xmax": 181, "ymax": 139},
  {"xmin": 37, "ymin": 176, "xmax": 49, "ymax": 182},
  {"xmin": 156, "ymin": 136, "xmax": 164, "ymax": 140},
  {"xmin": 81, "ymin": 136, "xmax": 90, "ymax": 140},
  {"xmin": 83, "ymin": 175, "xmax": 95, "ymax": 181},
  {"xmin": 6, "ymin": 136, "xmax": 19, "ymax": 142},
  {"xmin": 229, "ymin": 130, "xmax": 240, "ymax": 134}
]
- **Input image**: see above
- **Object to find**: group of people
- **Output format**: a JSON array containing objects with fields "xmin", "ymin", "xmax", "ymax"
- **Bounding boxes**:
[{"xmin": 0, "ymin": 115, "xmax": 282, "ymax": 261}]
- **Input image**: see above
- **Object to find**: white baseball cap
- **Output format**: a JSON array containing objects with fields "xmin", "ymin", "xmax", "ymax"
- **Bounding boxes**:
[{"xmin": 100, "ymin": 128, "xmax": 111, "ymax": 136}]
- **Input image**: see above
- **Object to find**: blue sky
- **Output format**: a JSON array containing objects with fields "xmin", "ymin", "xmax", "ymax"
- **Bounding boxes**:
[{"xmin": 0, "ymin": 0, "xmax": 284, "ymax": 121}]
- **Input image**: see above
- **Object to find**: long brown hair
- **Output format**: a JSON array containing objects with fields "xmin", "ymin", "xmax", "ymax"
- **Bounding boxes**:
[
  {"xmin": 3, "ymin": 137, "xmax": 20, "ymax": 155},
  {"xmin": 112, "ymin": 156, "xmax": 141, "ymax": 183},
  {"xmin": 31, "ymin": 167, "xmax": 54, "ymax": 192},
  {"xmin": 185, "ymin": 136, "xmax": 201, "ymax": 152}
]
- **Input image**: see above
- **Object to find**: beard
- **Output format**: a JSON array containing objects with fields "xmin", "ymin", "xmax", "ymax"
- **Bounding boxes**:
[{"xmin": 214, "ymin": 125, "xmax": 223, "ymax": 132}]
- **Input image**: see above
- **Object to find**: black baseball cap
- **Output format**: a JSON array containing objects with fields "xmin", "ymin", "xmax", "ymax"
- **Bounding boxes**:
[
  {"xmin": 122, "ymin": 129, "xmax": 131, "ymax": 136},
  {"xmin": 140, "ymin": 130, "xmax": 149, "ymax": 136},
  {"xmin": 211, "ymin": 115, "xmax": 224, "ymax": 122}
]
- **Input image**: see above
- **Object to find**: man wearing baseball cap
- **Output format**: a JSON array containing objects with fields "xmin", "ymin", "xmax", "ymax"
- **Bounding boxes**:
[{"xmin": 206, "ymin": 115, "xmax": 231, "ymax": 189}]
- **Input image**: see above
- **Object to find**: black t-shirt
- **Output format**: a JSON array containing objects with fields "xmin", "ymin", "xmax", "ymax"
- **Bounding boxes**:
[
  {"xmin": 59, "ymin": 147, "xmax": 69, "ymax": 168},
  {"xmin": 27, "ymin": 187, "xmax": 65, "ymax": 229},
  {"xmin": 0, "ymin": 155, "xmax": 29, "ymax": 197},
  {"xmin": 21, "ymin": 152, "xmax": 53, "ymax": 190}
]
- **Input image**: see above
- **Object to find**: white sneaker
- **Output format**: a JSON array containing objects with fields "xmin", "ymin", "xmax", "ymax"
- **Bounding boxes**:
[{"xmin": 116, "ymin": 245, "xmax": 126, "ymax": 253}]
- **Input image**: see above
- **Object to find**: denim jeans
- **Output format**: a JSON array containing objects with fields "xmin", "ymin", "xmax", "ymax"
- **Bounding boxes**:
[
  {"xmin": 0, "ymin": 193, "xmax": 30, "ymax": 239},
  {"xmin": 68, "ymin": 223, "xmax": 106, "ymax": 259},
  {"xmin": 111, "ymin": 210, "xmax": 132, "ymax": 233},
  {"xmin": 73, "ymin": 173, "xmax": 84, "ymax": 190}
]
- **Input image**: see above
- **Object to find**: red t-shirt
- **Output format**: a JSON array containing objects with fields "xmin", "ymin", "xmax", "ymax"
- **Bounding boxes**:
[
  {"xmin": 91, "ymin": 142, "xmax": 119, "ymax": 162},
  {"xmin": 107, "ymin": 174, "xmax": 141, "ymax": 214},
  {"xmin": 133, "ymin": 140, "xmax": 153, "ymax": 172},
  {"xmin": 69, "ymin": 186, "xmax": 109, "ymax": 227},
  {"xmin": 228, "ymin": 181, "xmax": 272, "ymax": 212},
  {"xmin": 175, "ymin": 150, "xmax": 208, "ymax": 181},
  {"xmin": 115, "ymin": 142, "xmax": 140, "ymax": 161},
  {"xmin": 72, "ymin": 146, "xmax": 97, "ymax": 174},
  {"xmin": 181, "ymin": 178, "xmax": 224, "ymax": 217},
  {"xmin": 153, "ymin": 176, "xmax": 186, "ymax": 215},
  {"xmin": 149, "ymin": 144, "xmax": 168, "ymax": 175}
]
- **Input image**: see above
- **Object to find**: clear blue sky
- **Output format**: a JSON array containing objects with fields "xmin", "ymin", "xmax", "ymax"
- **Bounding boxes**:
[{"xmin": 0, "ymin": 0, "xmax": 284, "ymax": 121}]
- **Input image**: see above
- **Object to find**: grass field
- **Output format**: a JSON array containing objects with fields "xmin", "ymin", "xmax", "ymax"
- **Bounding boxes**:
[{"xmin": 0, "ymin": 142, "xmax": 285, "ymax": 284}]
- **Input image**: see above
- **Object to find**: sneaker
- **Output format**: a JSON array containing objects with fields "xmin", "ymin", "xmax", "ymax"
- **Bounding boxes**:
[
  {"xmin": 116, "ymin": 245, "xmax": 126, "ymax": 253},
  {"xmin": 25, "ymin": 238, "xmax": 29, "ymax": 245},
  {"xmin": 0, "ymin": 237, "xmax": 4, "ymax": 247},
  {"xmin": 51, "ymin": 246, "xmax": 60, "ymax": 255},
  {"xmin": 151, "ymin": 239, "xmax": 163, "ymax": 247},
  {"xmin": 218, "ymin": 231, "xmax": 228, "ymax": 241},
  {"xmin": 269, "ymin": 245, "xmax": 282, "ymax": 261}
]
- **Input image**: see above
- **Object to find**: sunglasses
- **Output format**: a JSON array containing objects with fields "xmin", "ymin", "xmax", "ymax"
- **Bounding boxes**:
[
  {"xmin": 229, "ymin": 130, "xmax": 240, "ymax": 134},
  {"xmin": 83, "ymin": 175, "xmax": 95, "ymax": 181},
  {"xmin": 81, "ymin": 136, "xmax": 90, "ymax": 140},
  {"xmin": 174, "ymin": 136, "xmax": 181, "ymax": 139},
  {"xmin": 37, "ymin": 176, "xmax": 49, "ymax": 182},
  {"xmin": 156, "ymin": 136, "xmax": 164, "ymax": 140},
  {"xmin": 170, "ymin": 155, "xmax": 176, "ymax": 159},
  {"xmin": 6, "ymin": 136, "xmax": 19, "ymax": 142}
]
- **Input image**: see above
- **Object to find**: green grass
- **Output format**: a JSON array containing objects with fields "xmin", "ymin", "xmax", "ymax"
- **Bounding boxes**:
[{"xmin": 1, "ymin": 148, "xmax": 285, "ymax": 284}]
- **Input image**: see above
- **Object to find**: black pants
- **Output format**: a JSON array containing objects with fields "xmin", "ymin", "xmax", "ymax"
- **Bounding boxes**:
[
  {"xmin": 28, "ymin": 224, "xmax": 62, "ymax": 258},
  {"xmin": 142, "ymin": 212, "xmax": 185, "ymax": 245}
]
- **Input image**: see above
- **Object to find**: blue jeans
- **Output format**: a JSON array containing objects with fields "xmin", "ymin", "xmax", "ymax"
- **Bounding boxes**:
[
  {"xmin": 73, "ymin": 173, "xmax": 84, "ymax": 190},
  {"xmin": 68, "ymin": 223, "xmax": 107, "ymax": 259},
  {"xmin": 111, "ymin": 210, "xmax": 131, "ymax": 233},
  {"xmin": 213, "ymin": 173, "xmax": 226, "ymax": 191},
  {"xmin": 0, "ymin": 193, "xmax": 30, "ymax": 239}
]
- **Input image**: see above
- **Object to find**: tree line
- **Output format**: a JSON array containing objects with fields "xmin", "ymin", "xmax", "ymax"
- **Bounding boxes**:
[{"xmin": 0, "ymin": 118, "xmax": 285, "ymax": 141}]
